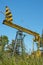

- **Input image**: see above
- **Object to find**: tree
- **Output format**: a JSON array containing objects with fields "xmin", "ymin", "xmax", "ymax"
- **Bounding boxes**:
[
  {"xmin": 7, "ymin": 40, "xmax": 15, "ymax": 56},
  {"xmin": 0, "ymin": 35, "xmax": 9, "ymax": 52}
]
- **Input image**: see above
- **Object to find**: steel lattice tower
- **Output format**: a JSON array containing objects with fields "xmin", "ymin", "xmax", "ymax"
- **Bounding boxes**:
[{"xmin": 14, "ymin": 30, "xmax": 25, "ymax": 55}]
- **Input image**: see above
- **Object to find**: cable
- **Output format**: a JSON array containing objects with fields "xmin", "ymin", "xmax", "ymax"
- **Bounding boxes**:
[{"xmin": 0, "ymin": 11, "xmax": 5, "ymax": 15}]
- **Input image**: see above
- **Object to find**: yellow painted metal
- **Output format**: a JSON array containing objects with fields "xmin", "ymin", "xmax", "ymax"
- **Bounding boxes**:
[
  {"xmin": 3, "ymin": 20, "xmax": 40, "ymax": 42},
  {"xmin": 4, "ymin": 6, "xmax": 40, "ymax": 43},
  {"xmin": 5, "ymin": 6, "xmax": 13, "ymax": 22}
]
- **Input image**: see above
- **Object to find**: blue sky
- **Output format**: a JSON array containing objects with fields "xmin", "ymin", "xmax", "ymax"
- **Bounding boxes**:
[{"xmin": 0, "ymin": 0, "xmax": 43, "ymax": 52}]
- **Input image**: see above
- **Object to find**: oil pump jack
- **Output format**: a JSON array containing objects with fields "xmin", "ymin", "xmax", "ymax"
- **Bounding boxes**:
[{"xmin": 2, "ymin": 6, "xmax": 41, "ymax": 55}]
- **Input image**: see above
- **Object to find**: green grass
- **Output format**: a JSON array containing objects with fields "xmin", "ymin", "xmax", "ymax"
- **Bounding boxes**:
[{"xmin": 0, "ymin": 53, "xmax": 43, "ymax": 65}]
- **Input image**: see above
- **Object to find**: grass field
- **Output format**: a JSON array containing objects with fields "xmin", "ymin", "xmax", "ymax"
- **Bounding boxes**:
[{"xmin": 0, "ymin": 53, "xmax": 43, "ymax": 65}]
